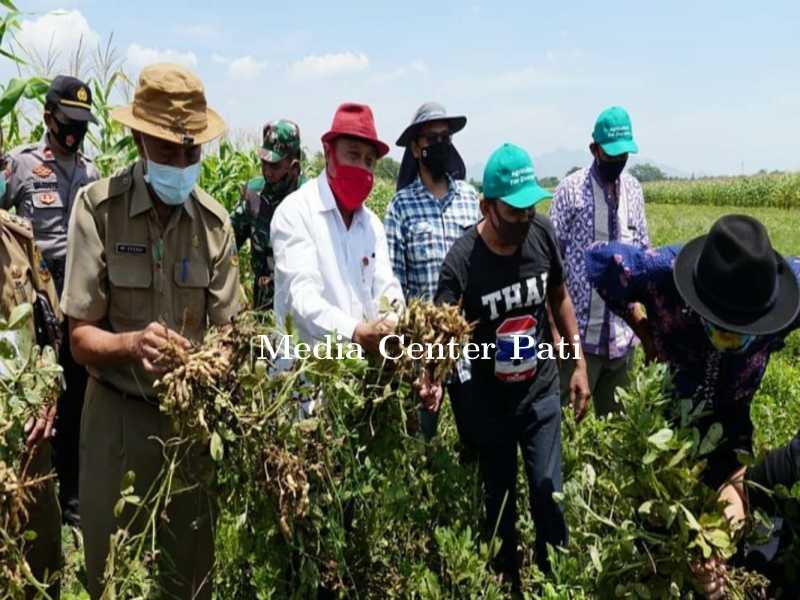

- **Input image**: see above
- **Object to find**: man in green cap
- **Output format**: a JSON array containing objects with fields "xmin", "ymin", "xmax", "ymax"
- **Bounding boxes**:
[
  {"xmin": 231, "ymin": 119, "xmax": 306, "ymax": 310},
  {"xmin": 420, "ymin": 143, "xmax": 589, "ymax": 591},
  {"xmin": 550, "ymin": 106, "xmax": 650, "ymax": 416}
]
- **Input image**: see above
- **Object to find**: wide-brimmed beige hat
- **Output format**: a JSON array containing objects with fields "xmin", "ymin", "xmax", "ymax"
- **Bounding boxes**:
[{"xmin": 111, "ymin": 63, "xmax": 226, "ymax": 145}]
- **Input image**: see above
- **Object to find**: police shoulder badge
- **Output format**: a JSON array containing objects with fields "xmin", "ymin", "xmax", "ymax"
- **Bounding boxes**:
[{"xmin": 32, "ymin": 164, "xmax": 53, "ymax": 179}]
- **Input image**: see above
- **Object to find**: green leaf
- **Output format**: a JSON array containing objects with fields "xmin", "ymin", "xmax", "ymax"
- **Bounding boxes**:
[
  {"xmin": 589, "ymin": 545, "xmax": 602, "ymax": 572},
  {"xmin": 22, "ymin": 77, "xmax": 50, "ymax": 99},
  {"xmin": 735, "ymin": 449, "xmax": 755, "ymax": 467},
  {"xmin": 647, "ymin": 428, "xmax": 674, "ymax": 450},
  {"xmin": 680, "ymin": 504, "xmax": 703, "ymax": 531},
  {"xmin": 584, "ymin": 463, "xmax": 597, "ymax": 489},
  {"xmin": 113, "ymin": 497, "xmax": 126, "ymax": 518},
  {"xmin": 705, "ymin": 528, "xmax": 732, "ymax": 549},
  {"xmin": 0, "ymin": 47, "xmax": 24, "ymax": 66},
  {"xmin": 642, "ymin": 450, "xmax": 659, "ymax": 465},
  {"xmin": 638, "ymin": 500, "xmax": 655, "ymax": 516},
  {"xmin": 7, "ymin": 302, "xmax": 31, "ymax": 330},
  {"xmin": 210, "ymin": 431, "xmax": 224, "ymax": 462},
  {"xmin": 120, "ymin": 470, "xmax": 136, "ymax": 491},
  {"xmin": 698, "ymin": 423, "xmax": 724, "ymax": 456},
  {"xmin": 666, "ymin": 440, "xmax": 694, "ymax": 468},
  {"xmin": 0, "ymin": 77, "xmax": 27, "ymax": 117},
  {"xmin": 295, "ymin": 418, "xmax": 319, "ymax": 434},
  {"xmin": 22, "ymin": 529, "xmax": 37, "ymax": 541}
]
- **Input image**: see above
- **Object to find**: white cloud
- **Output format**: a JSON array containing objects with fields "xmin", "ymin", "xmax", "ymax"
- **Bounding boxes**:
[
  {"xmin": 289, "ymin": 51, "xmax": 369, "ymax": 79},
  {"xmin": 371, "ymin": 60, "xmax": 428, "ymax": 84},
  {"xmin": 125, "ymin": 43, "xmax": 198, "ymax": 72},
  {"xmin": 15, "ymin": 10, "xmax": 100, "ymax": 62},
  {"xmin": 212, "ymin": 53, "xmax": 230, "ymax": 65},
  {"xmin": 228, "ymin": 56, "xmax": 268, "ymax": 81}
]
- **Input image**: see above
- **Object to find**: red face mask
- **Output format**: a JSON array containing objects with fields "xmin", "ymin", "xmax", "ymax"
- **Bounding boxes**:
[{"xmin": 326, "ymin": 145, "xmax": 374, "ymax": 211}]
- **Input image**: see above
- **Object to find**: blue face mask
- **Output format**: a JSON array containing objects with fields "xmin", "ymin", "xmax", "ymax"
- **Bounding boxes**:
[
  {"xmin": 0, "ymin": 174, "xmax": 7, "ymax": 200},
  {"xmin": 142, "ymin": 142, "xmax": 200, "ymax": 206}
]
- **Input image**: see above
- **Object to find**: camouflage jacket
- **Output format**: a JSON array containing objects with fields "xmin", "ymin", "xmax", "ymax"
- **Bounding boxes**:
[{"xmin": 230, "ymin": 174, "xmax": 306, "ymax": 310}]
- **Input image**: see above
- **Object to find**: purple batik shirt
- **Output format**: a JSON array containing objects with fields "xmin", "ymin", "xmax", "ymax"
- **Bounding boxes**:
[{"xmin": 550, "ymin": 164, "xmax": 650, "ymax": 359}]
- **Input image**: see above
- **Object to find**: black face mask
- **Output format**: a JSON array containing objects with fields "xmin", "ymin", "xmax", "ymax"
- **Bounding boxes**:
[
  {"xmin": 50, "ymin": 118, "xmax": 88, "ymax": 153},
  {"xmin": 489, "ymin": 204, "xmax": 532, "ymax": 247},
  {"xmin": 595, "ymin": 155, "xmax": 627, "ymax": 183},
  {"xmin": 420, "ymin": 141, "xmax": 451, "ymax": 180}
]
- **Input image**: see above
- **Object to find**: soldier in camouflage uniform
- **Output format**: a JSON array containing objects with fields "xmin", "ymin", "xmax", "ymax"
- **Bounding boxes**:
[
  {"xmin": 0, "ymin": 204, "xmax": 63, "ymax": 598},
  {"xmin": 1, "ymin": 76, "xmax": 99, "ymax": 527},
  {"xmin": 230, "ymin": 120, "xmax": 306, "ymax": 310}
]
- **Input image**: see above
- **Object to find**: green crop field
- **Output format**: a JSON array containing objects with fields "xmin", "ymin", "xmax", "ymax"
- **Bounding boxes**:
[
  {"xmin": 50, "ymin": 183, "xmax": 800, "ymax": 599},
  {"xmin": 642, "ymin": 173, "xmax": 800, "ymax": 209}
]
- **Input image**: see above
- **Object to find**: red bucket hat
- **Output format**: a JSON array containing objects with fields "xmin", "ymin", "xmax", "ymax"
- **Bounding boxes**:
[{"xmin": 321, "ymin": 102, "xmax": 389, "ymax": 158}]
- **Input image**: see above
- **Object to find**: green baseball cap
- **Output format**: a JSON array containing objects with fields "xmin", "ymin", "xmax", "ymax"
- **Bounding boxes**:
[
  {"xmin": 482, "ymin": 143, "xmax": 551, "ymax": 209},
  {"xmin": 259, "ymin": 119, "xmax": 301, "ymax": 162},
  {"xmin": 592, "ymin": 106, "xmax": 638, "ymax": 156}
]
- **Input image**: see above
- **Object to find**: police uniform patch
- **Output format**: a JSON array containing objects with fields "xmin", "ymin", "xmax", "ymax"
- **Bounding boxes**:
[
  {"xmin": 35, "ymin": 192, "xmax": 57, "ymax": 205},
  {"xmin": 32, "ymin": 164, "xmax": 53, "ymax": 179}
]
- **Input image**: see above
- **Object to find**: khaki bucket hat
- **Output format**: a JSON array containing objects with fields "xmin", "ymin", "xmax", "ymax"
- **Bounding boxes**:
[{"xmin": 111, "ymin": 63, "xmax": 226, "ymax": 145}]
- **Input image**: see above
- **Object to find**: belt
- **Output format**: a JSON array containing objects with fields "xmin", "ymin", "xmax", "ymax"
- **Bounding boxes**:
[{"xmin": 92, "ymin": 376, "xmax": 159, "ymax": 407}]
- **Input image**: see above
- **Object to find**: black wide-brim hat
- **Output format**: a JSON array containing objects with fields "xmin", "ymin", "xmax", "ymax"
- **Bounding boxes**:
[
  {"xmin": 396, "ymin": 101, "xmax": 467, "ymax": 147},
  {"xmin": 673, "ymin": 214, "xmax": 800, "ymax": 335}
]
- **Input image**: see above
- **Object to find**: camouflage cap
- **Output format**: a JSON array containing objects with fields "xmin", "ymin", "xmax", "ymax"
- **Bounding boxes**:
[{"xmin": 259, "ymin": 119, "xmax": 301, "ymax": 162}]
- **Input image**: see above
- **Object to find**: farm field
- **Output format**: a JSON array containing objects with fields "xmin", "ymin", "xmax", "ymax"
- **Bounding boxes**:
[{"xmin": 49, "ymin": 185, "xmax": 799, "ymax": 599}]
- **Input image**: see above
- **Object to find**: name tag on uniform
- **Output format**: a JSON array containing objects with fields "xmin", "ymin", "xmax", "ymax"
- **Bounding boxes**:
[
  {"xmin": 116, "ymin": 243, "xmax": 147, "ymax": 255},
  {"xmin": 32, "ymin": 181, "xmax": 59, "ymax": 190}
]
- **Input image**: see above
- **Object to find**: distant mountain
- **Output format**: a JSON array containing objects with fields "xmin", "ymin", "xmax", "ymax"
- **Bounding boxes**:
[{"xmin": 467, "ymin": 148, "xmax": 690, "ymax": 182}]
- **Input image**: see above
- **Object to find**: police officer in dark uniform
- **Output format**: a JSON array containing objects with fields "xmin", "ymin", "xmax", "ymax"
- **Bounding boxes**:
[{"xmin": 1, "ymin": 75, "xmax": 99, "ymax": 526}]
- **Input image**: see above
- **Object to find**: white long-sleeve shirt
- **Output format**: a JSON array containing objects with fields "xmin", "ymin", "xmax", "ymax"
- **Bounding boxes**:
[{"xmin": 271, "ymin": 174, "xmax": 404, "ymax": 344}]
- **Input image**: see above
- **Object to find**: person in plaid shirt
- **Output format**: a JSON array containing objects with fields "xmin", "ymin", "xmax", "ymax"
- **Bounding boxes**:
[{"xmin": 385, "ymin": 102, "xmax": 481, "ymax": 438}]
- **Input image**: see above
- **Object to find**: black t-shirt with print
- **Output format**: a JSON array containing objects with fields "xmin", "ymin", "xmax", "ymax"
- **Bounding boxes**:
[{"xmin": 435, "ymin": 213, "xmax": 564, "ymax": 404}]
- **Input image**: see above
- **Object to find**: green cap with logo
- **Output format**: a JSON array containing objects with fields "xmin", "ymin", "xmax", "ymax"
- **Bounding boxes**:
[
  {"xmin": 482, "ymin": 143, "xmax": 551, "ymax": 209},
  {"xmin": 259, "ymin": 119, "xmax": 301, "ymax": 162},
  {"xmin": 592, "ymin": 106, "xmax": 639, "ymax": 156}
]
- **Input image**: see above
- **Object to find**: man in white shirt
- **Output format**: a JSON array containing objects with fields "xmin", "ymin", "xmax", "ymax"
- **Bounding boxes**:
[{"xmin": 271, "ymin": 103, "xmax": 404, "ymax": 353}]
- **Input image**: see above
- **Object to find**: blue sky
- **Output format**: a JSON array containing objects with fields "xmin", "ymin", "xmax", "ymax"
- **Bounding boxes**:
[{"xmin": 4, "ymin": 0, "xmax": 800, "ymax": 176}]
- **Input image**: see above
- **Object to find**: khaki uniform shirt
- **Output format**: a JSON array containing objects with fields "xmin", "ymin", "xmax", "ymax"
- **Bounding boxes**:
[
  {"xmin": 0, "ymin": 210, "xmax": 61, "ymax": 339},
  {"xmin": 60, "ymin": 161, "xmax": 242, "ymax": 397},
  {"xmin": 2, "ymin": 134, "xmax": 100, "ymax": 291}
]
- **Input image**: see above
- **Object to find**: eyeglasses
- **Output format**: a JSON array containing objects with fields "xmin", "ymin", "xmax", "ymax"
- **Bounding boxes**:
[{"xmin": 417, "ymin": 131, "xmax": 451, "ymax": 146}]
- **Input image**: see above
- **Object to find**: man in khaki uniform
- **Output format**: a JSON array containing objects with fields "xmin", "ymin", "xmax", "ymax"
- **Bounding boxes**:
[
  {"xmin": 0, "ymin": 207, "xmax": 62, "ymax": 598},
  {"xmin": 60, "ymin": 63, "xmax": 241, "ymax": 599},
  {"xmin": 2, "ymin": 75, "xmax": 100, "ymax": 525}
]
